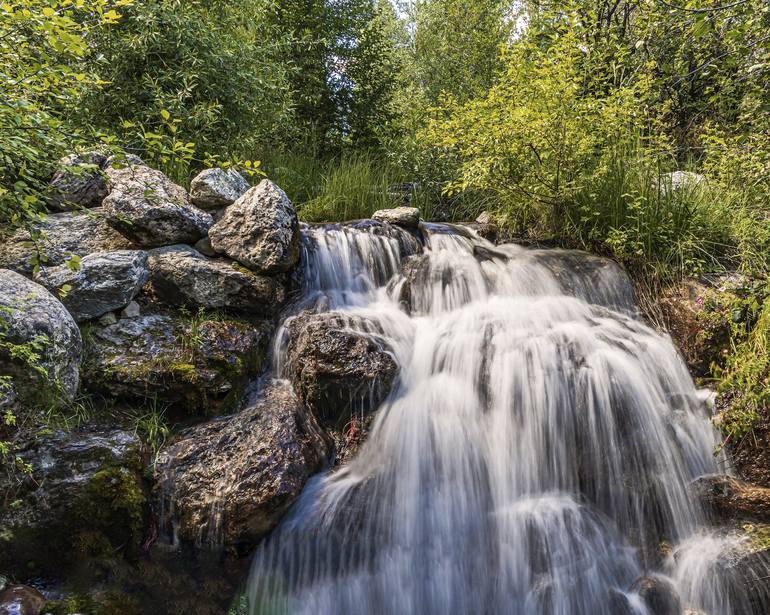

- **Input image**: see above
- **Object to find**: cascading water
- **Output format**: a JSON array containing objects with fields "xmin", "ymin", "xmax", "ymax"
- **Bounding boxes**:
[{"xmin": 245, "ymin": 222, "xmax": 766, "ymax": 614}]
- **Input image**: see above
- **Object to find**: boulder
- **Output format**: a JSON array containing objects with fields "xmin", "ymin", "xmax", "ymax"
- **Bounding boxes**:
[
  {"xmin": 372, "ymin": 206, "xmax": 421, "ymax": 228},
  {"xmin": 81, "ymin": 313, "xmax": 272, "ymax": 414},
  {"xmin": 691, "ymin": 475, "xmax": 770, "ymax": 523},
  {"xmin": 121, "ymin": 300, "xmax": 141, "ymax": 319},
  {"xmin": 286, "ymin": 312, "xmax": 398, "ymax": 426},
  {"xmin": 208, "ymin": 179, "xmax": 299, "ymax": 274},
  {"xmin": 0, "ymin": 427, "xmax": 145, "ymax": 575},
  {"xmin": 0, "ymin": 209, "xmax": 135, "ymax": 275},
  {"xmin": 34, "ymin": 250, "xmax": 149, "ymax": 322},
  {"xmin": 189, "ymin": 168, "xmax": 249, "ymax": 208},
  {"xmin": 46, "ymin": 150, "xmax": 109, "ymax": 212},
  {"xmin": 659, "ymin": 171, "xmax": 706, "ymax": 196},
  {"xmin": 0, "ymin": 270, "xmax": 81, "ymax": 402},
  {"xmin": 154, "ymin": 380, "xmax": 329, "ymax": 550},
  {"xmin": 147, "ymin": 245, "xmax": 287, "ymax": 315},
  {"xmin": 0, "ymin": 584, "xmax": 45, "ymax": 615},
  {"xmin": 630, "ymin": 575, "xmax": 681, "ymax": 615},
  {"xmin": 103, "ymin": 164, "xmax": 212, "ymax": 247}
]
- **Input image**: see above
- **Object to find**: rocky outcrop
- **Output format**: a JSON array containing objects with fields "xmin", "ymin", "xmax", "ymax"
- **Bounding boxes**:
[
  {"xmin": 372, "ymin": 206, "xmax": 421, "ymax": 228},
  {"xmin": 286, "ymin": 312, "xmax": 398, "ymax": 426},
  {"xmin": 103, "ymin": 164, "xmax": 212, "ymax": 247},
  {"xmin": 189, "ymin": 168, "xmax": 249, "ymax": 208},
  {"xmin": 0, "ymin": 427, "xmax": 145, "ymax": 576},
  {"xmin": 0, "ymin": 270, "xmax": 81, "ymax": 402},
  {"xmin": 0, "ymin": 584, "xmax": 45, "ymax": 615},
  {"xmin": 208, "ymin": 179, "xmax": 299, "ymax": 274},
  {"xmin": 147, "ymin": 245, "xmax": 287, "ymax": 315},
  {"xmin": 154, "ymin": 380, "xmax": 329, "ymax": 550},
  {"xmin": 82, "ymin": 313, "xmax": 272, "ymax": 414},
  {"xmin": 0, "ymin": 208, "xmax": 135, "ymax": 275},
  {"xmin": 46, "ymin": 150, "xmax": 109, "ymax": 212},
  {"xmin": 691, "ymin": 475, "xmax": 770, "ymax": 523},
  {"xmin": 34, "ymin": 250, "xmax": 149, "ymax": 322}
]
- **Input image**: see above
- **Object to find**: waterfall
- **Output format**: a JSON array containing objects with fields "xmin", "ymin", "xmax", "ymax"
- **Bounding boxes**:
[{"xmin": 246, "ymin": 222, "xmax": 761, "ymax": 614}]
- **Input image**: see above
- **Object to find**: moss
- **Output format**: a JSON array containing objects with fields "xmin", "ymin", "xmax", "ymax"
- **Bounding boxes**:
[
  {"xmin": 169, "ymin": 361, "xmax": 198, "ymax": 383},
  {"xmin": 740, "ymin": 523, "xmax": 770, "ymax": 554}
]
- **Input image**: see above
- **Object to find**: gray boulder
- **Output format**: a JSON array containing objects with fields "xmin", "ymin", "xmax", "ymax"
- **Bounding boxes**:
[
  {"xmin": 189, "ymin": 167, "xmax": 249, "ymax": 208},
  {"xmin": 82, "ymin": 313, "xmax": 272, "ymax": 413},
  {"xmin": 147, "ymin": 245, "xmax": 287, "ymax": 315},
  {"xmin": 630, "ymin": 576, "xmax": 681, "ymax": 615},
  {"xmin": 372, "ymin": 206, "xmax": 421, "ymax": 228},
  {"xmin": 0, "ymin": 208, "xmax": 135, "ymax": 275},
  {"xmin": 0, "ymin": 270, "xmax": 81, "ymax": 402},
  {"xmin": 658, "ymin": 171, "xmax": 706, "ymax": 196},
  {"xmin": 154, "ymin": 380, "xmax": 329, "ymax": 549},
  {"xmin": 286, "ymin": 312, "xmax": 398, "ymax": 426},
  {"xmin": 46, "ymin": 150, "xmax": 109, "ymax": 212},
  {"xmin": 208, "ymin": 179, "xmax": 299, "ymax": 274},
  {"xmin": 103, "ymin": 164, "xmax": 212, "ymax": 247},
  {"xmin": 0, "ymin": 427, "xmax": 145, "ymax": 576},
  {"xmin": 34, "ymin": 250, "xmax": 149, "ymax": 322}
]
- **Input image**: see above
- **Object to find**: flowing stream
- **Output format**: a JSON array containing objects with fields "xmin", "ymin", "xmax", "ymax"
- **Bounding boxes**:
[{"xmin": 245, "ymin": 222, "xmax": 761, "ymax": 614}]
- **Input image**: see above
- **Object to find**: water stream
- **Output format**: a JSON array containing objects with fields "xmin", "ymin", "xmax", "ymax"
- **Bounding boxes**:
[{"xmin": 245, "ymin": 222, "xmax": 762, "ymax": 614}]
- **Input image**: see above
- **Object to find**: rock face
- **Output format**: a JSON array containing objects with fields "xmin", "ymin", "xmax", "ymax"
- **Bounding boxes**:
[
  {"xmin": 0, "ymin": 427, "xmax": 145, "ymax": 575},
  {"xmin": 154, "ymin": 380, "xmax": 329, "ymax": 550},
  {"xmin": 0, "ymin": 209, "xmax": 135, "ymax": 275},
  {"xmin": 103, "ymin": 164, "xmax": 212, "ymax": 247},
  {"xmin": 372, "ymin": 206, "xmax": 421, "ymax": 228},
  {"xmin": 0, "ymin": 270, "xmax": 81, "ymax": 402},
  {"xmin": 630, "ymin": 576, "xmax": 681, "ymax": 615},
  {"xmin": 82, "ymin": 313, "xmax": 272, "ymax": 414},
  {"xmin": 46, "ymin": 150, "xmax": 109, "ymax": 212},
  {"xmin": 208, "ymin": 179, "xmax": 299, "ymax": 274},
  {"xmin": 286, "ymin": 312, "xmax": 398, "ymax": 425},
  {"xmin": 34, "ymin": 250, "xmax": 149, "ymax": 322},
  {"xmin": 0, "ymin": 584, "xmax": 46, "ymax": 615},
  {"xmin": 147, "ymin": 246, "xmax": 287, "ymax": 315},
  {"xmin": 691, "ymin": 475, "xmax": 770, "ymax": 523},
  {"xmin": 189, "ymin": 168, "xmax": 249, "ymax": 208}
]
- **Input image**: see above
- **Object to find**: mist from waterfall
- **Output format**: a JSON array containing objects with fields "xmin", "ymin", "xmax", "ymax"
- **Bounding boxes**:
[{"xmin": 246, "ymin": 223, "xmax": 759, "ymax": 614}]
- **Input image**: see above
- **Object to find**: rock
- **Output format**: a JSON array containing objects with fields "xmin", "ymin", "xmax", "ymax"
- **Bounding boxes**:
[
  {"xmin": 82, "ymin": 313, "xmax": 272, "ymax": 414},
  {"xmin": 630, "ymin": 575, "xmax": 681, "ymax": 615},
  {"xmin": 193, "ymin": 236, "xmax": 216, "ymax": 257},
  {"xmin": 46, "ymin": 150, "xmax": 109, "ymax": 212},
  {"xmin": 154, "ymin": 380, "xmax": 329, "ymax": 550},
  {"xmin": 0, "ymin": 209, "xmax": 135, "ymax": 275},
  {"xmin": 475, "ymin": 211, "xmax": 493, "ymax": 225},
  {"xmin": 147, "ymin": 245, "xmax": 287, "ymax": 315},
  {"xmin": 103, "ymin": 164, "xmax": 212, "ymax": 247},
  {"xmin": 34, "ymin": 250, "xmax": 149, "ymax": 322},
  {"xmin": 0, "ymin": 584, "xmax": 46, "ymax": 615},
  {"xmin": 0, "ymin": 427, "xmax": 145, "ymax": 576},
  {"xmin": 286, "ymin": 312, "xmax": 398, "ymax": 426},
  {"xmin": 208, "ymin": 179, "xmax": 300, "ymax": 274},
  {"xmin": 658, "ymin": 171, "xmax": 706, "ymax": 196},
  {"xmin": 0, "ymin": 270, "xmax": 81, "ymax": 402},
  {"xmin": 372, "ymin": 206, "xmax": 421, "ymax": 228},
  {"xmin": 189, "ymin": 168, "xmax": 249, "ymax": 208},
  {"xmin": 691, "ymin": 475, "xmax": 770, "ymax": 523},
  {"xmin": 98, "ymin": 312, "xmax": 118, "ymax": 326},
  {"xmin": 120, "ymin": 300, "xmax": 141, "ymax": 319}
]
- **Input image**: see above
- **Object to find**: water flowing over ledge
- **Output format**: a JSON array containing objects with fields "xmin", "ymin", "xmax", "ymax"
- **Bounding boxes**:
[{"xmin": 246, "ymin": 222, "xmax": 767, "ymax": 615}]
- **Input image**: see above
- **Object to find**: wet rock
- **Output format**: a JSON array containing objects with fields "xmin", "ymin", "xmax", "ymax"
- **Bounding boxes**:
[
  {"xmin": 630, "ymin": 575, "xmax": 681, "ymax": 615},
  {"xmin": 0, "ymin": 584, "xmax": 45, "ymax": 615},
  {"xmin": 154, "ymin": 380, "xmax": 329, "ymax": 550},
  {"xmin": 372, "ymin": 206, "xmax": 420, "ymax": 228},
  {"xmin": 389, "ymin": 253, "xmax": 431, "ymax": 313},
  {"xmin": 208, "ymin": 179, "xmax": 299, "ymax": 274},
  {"xmin": 34, "ymin": 250, "xmax": 149, "ymax": 322},
  {"xmin": 46, "ymin": 150, "xmax": 109, "ymax": 212},
  {"xmin": 691, "ymin": 475, "xmax": 770, "ymax": 523},
  {"xmin": 147, "ymin": 246, "xmax": 287, "ymax": 315},
  {"xmin": 0, "ymin": 270, "xmax": 81, "ymax": 402},
  {"xmin": 82, "ymin": 313, "xmax": 272, "ymax": 414},
  {"xmin": 0, "ymin": 209, "xmax": 135, "ymax": 275},
  {"xmin": 103, "ymin": 164, "xmax": 212, "ymax": 247},
  {"xmin": 189, "ymin": 168, "xmax": 249, "ymax": 208},
  {"xmin": 286, "ymin": 312, "xmax": 398, "ymax": 426},
  {"xmin": 0, "ymin": 427, "xmax": 145, "ymax": 576}
]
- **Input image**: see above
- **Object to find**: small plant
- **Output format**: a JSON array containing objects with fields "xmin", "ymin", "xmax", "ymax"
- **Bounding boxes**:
[{"xmin": 130, "ymin": 398, "xmax": 172, "ymax": 464}]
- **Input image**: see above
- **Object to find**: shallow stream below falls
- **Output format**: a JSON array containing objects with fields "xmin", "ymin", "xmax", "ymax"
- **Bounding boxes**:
[{"xmin": 242, "ymin": 222, "xmax": 768, "ymax": 614}]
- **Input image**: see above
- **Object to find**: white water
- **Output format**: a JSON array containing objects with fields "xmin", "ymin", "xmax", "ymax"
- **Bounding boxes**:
[{"xmin": 246, "ymin": 223, "xmax": 758, "ymax": 614}]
